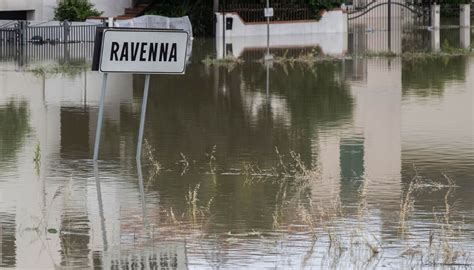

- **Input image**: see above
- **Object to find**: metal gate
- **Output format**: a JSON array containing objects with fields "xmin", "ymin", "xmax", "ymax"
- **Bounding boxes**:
[
  {"xmin": 346, "ymin": 1, "xmax": 431, "ymax": 54},
  {"xmin": 1, "ymin": 20, "xmax": 104, "ymax": 64},
  {"xmin": 0, "ymin": 21, "xmax": 20, "ymax": 61},
  {"xmin": 347, "ymin": 0, "xmax": 430, "ymax": 32}
]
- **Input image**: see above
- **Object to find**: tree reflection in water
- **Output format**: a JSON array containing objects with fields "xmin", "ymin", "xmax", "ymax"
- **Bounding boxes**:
[{"xmin": 0, "ymin": 100, "xmax": 30, "ymax": 165}]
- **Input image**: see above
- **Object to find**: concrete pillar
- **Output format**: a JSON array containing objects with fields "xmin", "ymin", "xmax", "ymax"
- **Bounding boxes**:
[
  {"xmin": 431, "ymin": 4, "xmax": 440, "ymax": 29},
  {"xmin": 108, "ymin": 17, "xmax": 114, "ymax": 27},
  {"xmin": 460, "ymin": 27, "xmax": 471, "ymax": 49},
  {"xmin": 431, "ymin": 29, "xmax": 440, "ymax": 52},
  {"xmin": 460, "ymin": 4, "xmax": 471, "ymax": 28},
  {"xmin": 215, "ymin": 12, "xmax": 224, "ymax": 38}
]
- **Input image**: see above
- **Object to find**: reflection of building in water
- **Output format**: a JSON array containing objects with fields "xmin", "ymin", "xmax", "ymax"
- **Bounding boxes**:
[
  {"xmin": 0, "ymin": 64, "xmax": 133, "ymax": 268},
  {"xmin": 351, "ymin": 59, "xmax": 401, "ymax": 209},
  {"xmin": 0, "ymin": 214, "xmax": 15, "ymax": 267},
  {"xmin": 61, "ymin": 107, "xmax": 91, "ymax": 157},
  {"xmin": 0, "ymin": 63, "xmax": 133, "ymax": 157},
  {"xmin": 0, "ymin": 66, "xmax": 188, "ymax": 267},
  {"xmin": 313, "ymin": 58, "xmax": 401, "ymax": 235},
  {"xmin": 345, "ymin": 56, "xmax": 367, "ymax": 83},
  {"xmin": 2, "ymin": 52, "xmax": 470, "ymax": 268},
  {"xmin": 99, "ymin": 246, "xmax": 186, "ymax": 270},
  {"xmin": 339, "ymin": 137, "xmax": 365, "ymax": 205},
  {"xmin": 216, "ymin": 33, "xmax": 348, "ymax": 59},
  {"xmin": 400, "ymin": 56, "xmax": 474, "ymax": 207},
  {"xmin": 59, "ymin": 182, "xmax": 91, "ymax": 268}
]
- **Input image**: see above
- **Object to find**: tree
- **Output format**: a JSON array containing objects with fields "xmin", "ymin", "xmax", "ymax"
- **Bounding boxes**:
[
  {"xmin": 146, "ymin": 0, "xmax": 213, "ymax": 36},
  {"xmin": 54, "ymin": 0, "xmax": 103, "ymax": 22}
]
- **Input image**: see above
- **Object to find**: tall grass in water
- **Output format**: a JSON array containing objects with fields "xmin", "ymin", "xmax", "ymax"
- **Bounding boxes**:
[
  {"xmin": 185, "ymin": 183, "xmax": 200, "ymax": 223},
  {"xmin": 396, "ymin": 167, "xmax": 469, "ymax": 267},
  {"xmin": 29, "ymin": 60, "xmax": 89, "ymax": 78},
  {"xmin": 139, "ymin": 144, "xmax": 471, "ymax": 268},
  {"xmin": 33, "ymin": 142, "xmax": 41, "ymax": 175},
  {"xmin": 206, "ymin": 145, "xmax": 217, "ymax": 175}
]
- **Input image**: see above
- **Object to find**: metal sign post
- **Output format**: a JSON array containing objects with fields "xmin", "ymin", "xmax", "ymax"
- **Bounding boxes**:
[
  {"xmin": 92, "ymin": 28, "xmax": 188, "ymax": 161},
  {"xmin": 136, "ymin": 74, "xmax": 151, "ymax": 160},
  {"xmin": 93, "ymin": 73, "xmax": 108, "ymax": 161},
  {"xmin": 137, "ymin": 159, "xmax": 151, "ymax": 236},
  {"xmin": 94, "ymin": 163, "xmax": 108, "ymax": 250},
  {"xmin": 264, "ymin": 1, "xmax": 273, "ymax": 61}
]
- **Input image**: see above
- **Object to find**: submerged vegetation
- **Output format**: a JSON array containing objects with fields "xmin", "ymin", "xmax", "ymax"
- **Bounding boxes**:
[
  {"xmin": 202, "ymin": 55, "xmax": 243, "ymax": 69},
  {"xmin": 202, "ymin": 47, "xmax": 473, "ymax": 70},
  {"xmin": 34, "ymin": 142, "xmax": 41, "ymax": 175},
  {"xmin": 29, "ymin": 60, "xmax": 89, "ymax": 77},
  {"xmin": 139, "ymin": 144, "xmax": 471, "ymax": 268}
]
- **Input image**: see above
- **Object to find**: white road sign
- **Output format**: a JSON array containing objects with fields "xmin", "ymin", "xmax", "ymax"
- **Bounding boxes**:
[
  {"xmin": 264, "ymin": 8, "xmax": 274, "ymax": 18},
  {"xmin": 99, "ymin": 29, "xmax": 188, "ymax": 74}
]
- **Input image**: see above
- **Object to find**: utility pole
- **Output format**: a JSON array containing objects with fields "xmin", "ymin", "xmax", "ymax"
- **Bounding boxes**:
[
  {"xmin": 264, "ymin": 0, "xmax": 273, "ymax": 61},
  {"xmin": 387, "ymin": 0, "xmax": 391, "ymax": 52},
  {"xmin": 213, "ymin": 0, "xmax": 219, "ymax": 14},
  {"xmin": 222, "ymin": 0, "xmax": 226, "ymax": 58},
  {"xmin": 266, "ymin": 0, "xmax": 270, "ymax": 53},
  {"xmin": 213, "ymin": 0, "xmax": 219, "ymax": 35}
]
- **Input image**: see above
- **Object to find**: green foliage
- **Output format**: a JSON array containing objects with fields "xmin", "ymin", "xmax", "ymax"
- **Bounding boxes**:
[
  {"xmin": 54, "ymin": 0, "xmax": 102, "ymax": 22},
  {"xmin": 440, "ymin": 1, "xmax": 470, "ymax": 17},
  {"xmin": 145, "ymin": 0, "xmax": 343, "ymax": 36},
  {"xmin": 306, "ymin": 0, "xmax": 342, "ymax": 13},
  {"xmin": 442, "ymin": 0, "xmax": 471, "ymax": 4},
  {"xmin": 146, "ymin": 0, "xmax": 213, "ymax": 36}
]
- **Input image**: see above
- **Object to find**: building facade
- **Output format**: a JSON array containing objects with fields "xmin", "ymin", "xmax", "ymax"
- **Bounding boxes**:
[{"xmin": 0, "ymin": 0, "xmax": 132, "ymax": 21}]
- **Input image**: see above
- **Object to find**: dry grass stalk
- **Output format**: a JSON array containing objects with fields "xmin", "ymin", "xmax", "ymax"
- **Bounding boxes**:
[
  {"xmin": 144, "ymin": 138, "xmax": 161, "ymax": 176},
  {"xmin": 206, "ymin": 145, "xmax": 217, "ymax": 174},
  {"xmin": 179, "ymin": 152, "xmax": 189, "ymax": 176}
]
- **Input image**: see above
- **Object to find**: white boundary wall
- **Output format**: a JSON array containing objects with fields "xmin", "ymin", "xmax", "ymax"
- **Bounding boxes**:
[{"xmin": 216, "ymin": 10, "xmax": 347, "ymax": 38}]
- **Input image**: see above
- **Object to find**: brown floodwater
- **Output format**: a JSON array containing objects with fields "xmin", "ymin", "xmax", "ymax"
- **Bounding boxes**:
[{"xmin": 0, "ymin": 35, "xmax": 473, "ymax": 269}]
